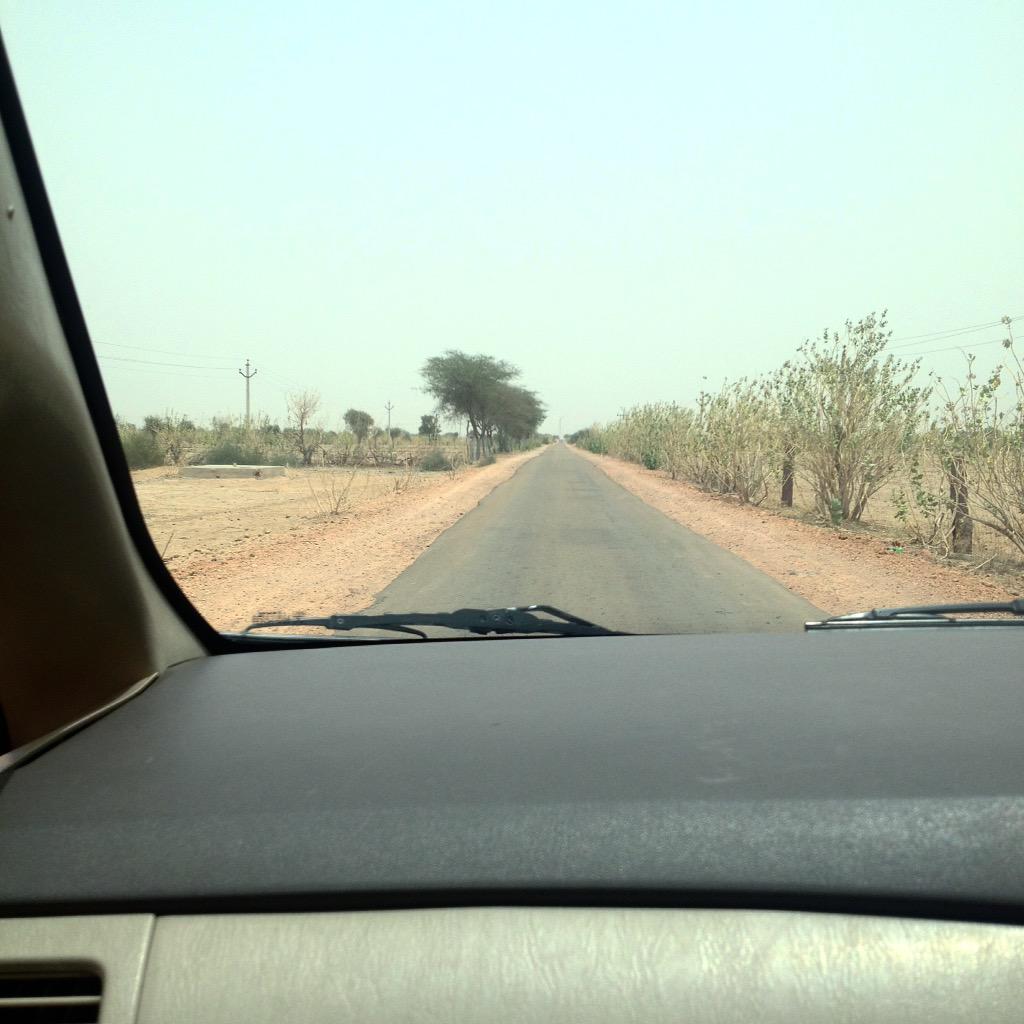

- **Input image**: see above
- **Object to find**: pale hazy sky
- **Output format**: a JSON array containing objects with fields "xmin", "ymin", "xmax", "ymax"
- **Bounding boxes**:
[{"xmin": 1, "ymin": 0, "xmax": 1021, "ymax": 433}]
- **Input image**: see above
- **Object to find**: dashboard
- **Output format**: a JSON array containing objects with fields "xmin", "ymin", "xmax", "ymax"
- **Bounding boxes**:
[
  {"xmin": 2, "ymin": 631, "xmax": 1023, "ymax": 910},
  {"xmin": 2, "ymin": 630, "xmax": 1024, "ymax": 1020}
]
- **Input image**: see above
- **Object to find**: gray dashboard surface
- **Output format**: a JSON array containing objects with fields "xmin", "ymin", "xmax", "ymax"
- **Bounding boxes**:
[{"xmin": 1, "ymin": 631, "xmax": 1023, "ymax": 911}]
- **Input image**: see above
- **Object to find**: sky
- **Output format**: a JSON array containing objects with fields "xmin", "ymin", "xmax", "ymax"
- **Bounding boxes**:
[{"xmin": 0, "ymin": 0, "xmax": 1021, "ymax": 434}]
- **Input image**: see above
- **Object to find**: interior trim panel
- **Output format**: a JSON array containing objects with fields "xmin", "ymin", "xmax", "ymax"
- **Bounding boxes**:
[
  {"xmin": 0, "ymin": 915, "xmax": 152, "ymax": 1021},
  {"xmin": 1, "ymin": 909, "xmax": 1021, "ymax": 1023}
]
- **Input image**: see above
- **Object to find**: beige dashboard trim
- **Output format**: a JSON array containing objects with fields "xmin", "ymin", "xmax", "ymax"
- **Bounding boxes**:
[
  {"xmin": 0, "ymin": 915, "xmax": 153, "ymax": 1024},
  {"xmin": 132, "ymin": 908, "xmax": 1024, "ymax": 1023},
  {"xmin": 2, "ymin": 908, "xmax": 1021, "ymax": 1022}
]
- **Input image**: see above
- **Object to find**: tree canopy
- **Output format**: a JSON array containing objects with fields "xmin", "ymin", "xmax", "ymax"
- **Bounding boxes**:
[
  {"xmin": 420, "ymin": 351, "xmax": 544, "ymax": 448},
  {"xmin": 490, "ymin": 385, "xmax": 546, "ymax": 451},
  {"xmin": 421, "ymin": 351, "xmax": 518, "ymax": 441},
  {"xmin": 418, "ymin": 414, "xmax": 440, "ymax": 440},
  {"xmin": 343, "ymin": 408, "xmax": 374, "ymax": 442}
]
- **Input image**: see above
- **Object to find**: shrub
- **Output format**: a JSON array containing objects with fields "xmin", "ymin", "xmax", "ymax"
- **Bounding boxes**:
[
  {"xmin": 201, "ymin": 440, "xmax": 267, "ymax": 465},
  {"xmin": 307, "ymin": 469, "xmax": 358, "ymax": 518},
  {"xmin": 890, "ymin": 450, "xmax": 956, "ymax": 554},
  {"xmin": 775, "ymin": 312, "xmax": 929, "ymax": 521},
  {"xmin": 120, "ymin": 426, "xmax": 164, "ymax": 469},
  {"xmin": 419, "ymin": 449, "xmax": 453, "ymax": 472},
  {"xmin": 156, "ymin": 411, "xmax": 197, "ymax": 466},
  {"xmin": 931, "ymin": 339, "xmax": 1024, "ymax": 555},
  {"xmin": 568, "ymin": 427, "xmax": 607, "ymax": 454}
]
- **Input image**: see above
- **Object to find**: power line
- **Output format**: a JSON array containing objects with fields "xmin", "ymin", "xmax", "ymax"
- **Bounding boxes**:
[
  {"xmin": 262, "ymin": 368, "xmax": 307, "ymax": 391},
  {"xmin": 99, "ymin": 354, "xmax": 236, "ymax": 370},
  {"xmin": 909, "ymin": 338, "xmax": 1006, "ymax": 358},
  {"xmin": 890, "ymin": 318, "xmax": 1003, "ymax": 344},
  {"xmin": 889, "ymin": 313, "xmax": 1021, "ymax": 349},
  {"xmin": 99, "ymin": 364, "xmax": 230, "ymax": 381},
  {"xmin": 94, "ymin": 340, "xmax": 243, "ymax": 360}
]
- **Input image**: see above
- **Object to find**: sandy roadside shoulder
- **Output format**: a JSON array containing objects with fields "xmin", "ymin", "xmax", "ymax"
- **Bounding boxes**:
[
  {"xmin": 574, "ymin": 448, "xmax": 1017, "ymax": 616},
  {"xmin": 174, "ymin": 447, "xmax": 547, "ymax": 631}
]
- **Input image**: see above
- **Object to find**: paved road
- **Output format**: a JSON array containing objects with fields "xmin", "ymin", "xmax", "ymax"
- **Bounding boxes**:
[{"xmin": 369, "ymin": 443, "xmax": 824, "ymax": 634}]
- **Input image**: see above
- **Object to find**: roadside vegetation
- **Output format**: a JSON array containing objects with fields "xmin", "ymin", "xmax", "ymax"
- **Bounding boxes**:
[
  {"xmin": 571, "ymin": 312, "xmax": 1024, "ymax": 563},
  {"xmin": 117, "ymin": 350, "xmax": 550, "ymax": 472},
  {"xmin": 421, "ymin": 350, "xmax": 546, "ymax": 459}
]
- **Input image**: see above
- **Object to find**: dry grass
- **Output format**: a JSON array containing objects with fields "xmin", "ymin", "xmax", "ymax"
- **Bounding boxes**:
[
  {"xmin": 142, "ymin": 448, "xmax": 547, "ymax": 631},
  {"xmin": 131, "ymin": 464, "xmax": 459, "ymax": 564},
  {"xmin": 769, "ymin": 468, "xmax": 1024, "ymax": 570}
]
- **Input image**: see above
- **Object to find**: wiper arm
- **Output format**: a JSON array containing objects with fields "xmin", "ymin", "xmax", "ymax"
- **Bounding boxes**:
[
  {"xmin": 243, "ymin": 605, "xmax": 626, "ymax": 639},
  {"xmin": 806, "ymin": 598, "xmax": 1024, "ymax": 630}
]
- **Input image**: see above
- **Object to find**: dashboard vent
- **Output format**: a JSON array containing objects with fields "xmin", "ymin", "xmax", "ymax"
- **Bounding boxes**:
[{"xmin": 0, "ymin": 970, "xmax": 102, "ymax": 1022}]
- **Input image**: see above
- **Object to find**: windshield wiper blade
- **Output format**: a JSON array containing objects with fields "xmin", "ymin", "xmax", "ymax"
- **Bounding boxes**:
[
  {"xmin": 242, "ymin": 605, "xmax": 626, "ymax": 639},
  {"xmin": 806, "ymin": 598, "xmax": 1024, "ymax": 630}
]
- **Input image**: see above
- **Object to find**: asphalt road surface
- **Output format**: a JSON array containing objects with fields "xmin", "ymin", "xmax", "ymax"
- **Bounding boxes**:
[{"xmin": 369, "ymin": 443, "xmax": 824, "ymax": 634}]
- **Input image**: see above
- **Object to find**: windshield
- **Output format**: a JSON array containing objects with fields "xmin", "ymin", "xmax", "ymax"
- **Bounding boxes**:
[{"xmin": 2, "ymin": 2, "xmax": 1021, "ymax": 637}]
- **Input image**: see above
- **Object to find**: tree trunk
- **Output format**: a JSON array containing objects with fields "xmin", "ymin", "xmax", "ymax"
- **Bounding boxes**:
[
  {"xmin": 948, "ymin": 456, "xmax": 973, "ymax": 554},
  {"xmin": 780, "ymin": 444, "xmax": 795, "ymax": 507}
]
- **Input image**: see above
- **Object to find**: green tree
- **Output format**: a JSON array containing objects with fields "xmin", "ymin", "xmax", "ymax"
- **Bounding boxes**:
[
  {"xmin": 421, "ymin": 351, "xmax": 519, "ymax": 448},
  {"xmin": 343, "ymin": 408, "xmax": 374, "ymax": 442},
  {"xmin": 491, "ymin": 385, "xmax": 546, "ymax": 451},
  {"xmin": 418, "ymin": 414, "xmax": 440, "ymax": 441}
]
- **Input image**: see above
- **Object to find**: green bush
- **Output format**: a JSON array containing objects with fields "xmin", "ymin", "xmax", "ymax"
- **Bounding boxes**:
[
  {"xmin": 419, "ymin": 449, "xmax": 453, "ymax": 472},
  {"xmin": 478, "ymin": 453, "xmax": 496, "ymax": 466},
  {"xmin": 199, "ymin": 440, "xmax": 268, "ymax": 465},
  {"xmin": 568, "ymin": 427, "xmax": 607, "ymax": 454},
  {"xmin": 120, "ymin": 428, "xmax": 164, "ymax": 469}
]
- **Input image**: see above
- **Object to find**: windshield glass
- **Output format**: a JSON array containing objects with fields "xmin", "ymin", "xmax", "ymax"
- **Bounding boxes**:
[{"xmin": 2, "ymin": 1, "xmax": 1021, "ymax": 637}]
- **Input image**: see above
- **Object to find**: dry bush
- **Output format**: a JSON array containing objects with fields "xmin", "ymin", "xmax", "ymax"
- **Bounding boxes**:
[
  {"xmin": 287, "ymin": 390, "xmax": 323, "ymax": 466},
  {"xmin": 658, "ymin": 406, "xmax": 695, "ymax": 481},
  {"xmin": 889, "ymin": 449, "xmax": 956, "ymax": 555},
  {"xmin": 576, "ymin": 312, "xmax": 1024, "ymax": 552},
  {"xmin": 933, "ymin": 338, "xmax": 1024, "ymax": 556},
  {"xmin": 392, "ymin": 465, "xmax": 417, "ymax": 494},
  {"xmin": 691, "ymin": 382, "xmax": 780, "ymax": 504},
  {"xmin": 599, "ymin": 386, "xmax": 779, "ymax": 505},
  {"xmin": 776, "ymin": 312, "xmax": 929, "ymax": 522},
  {"xmin": 152, "ymin": 411, "xmax": 198, "ymax": 466},
  {"xmin": 307, "ymin": 468, "xmax": 359, "ymax": 518},
  {"xmin": 447, "ymin": 450, "xmax": 467, "ymax": 479}
]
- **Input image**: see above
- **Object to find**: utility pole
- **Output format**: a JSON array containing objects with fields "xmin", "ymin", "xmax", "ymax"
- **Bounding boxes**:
[
  {"xmin": 238, "ymin": 359, "xmax": 257, "ymax": 429},
  {"xmin": 384, "ymin": 400, "xmax": 394, "ymax": 448}
]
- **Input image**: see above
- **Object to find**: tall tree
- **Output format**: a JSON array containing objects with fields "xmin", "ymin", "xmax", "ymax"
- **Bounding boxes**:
[
  {"xmin": 421, "ymin": 351, "xmax": 519, "ymax": 445},
  {"xmin": 343, "ymin": 408, "xmax": 374, "ymax": 443}
]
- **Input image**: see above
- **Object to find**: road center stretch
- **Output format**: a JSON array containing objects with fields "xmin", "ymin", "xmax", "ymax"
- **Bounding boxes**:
[{"xmin": 368, "ymin": 443, "xmax": 824, "ymax": 633}]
